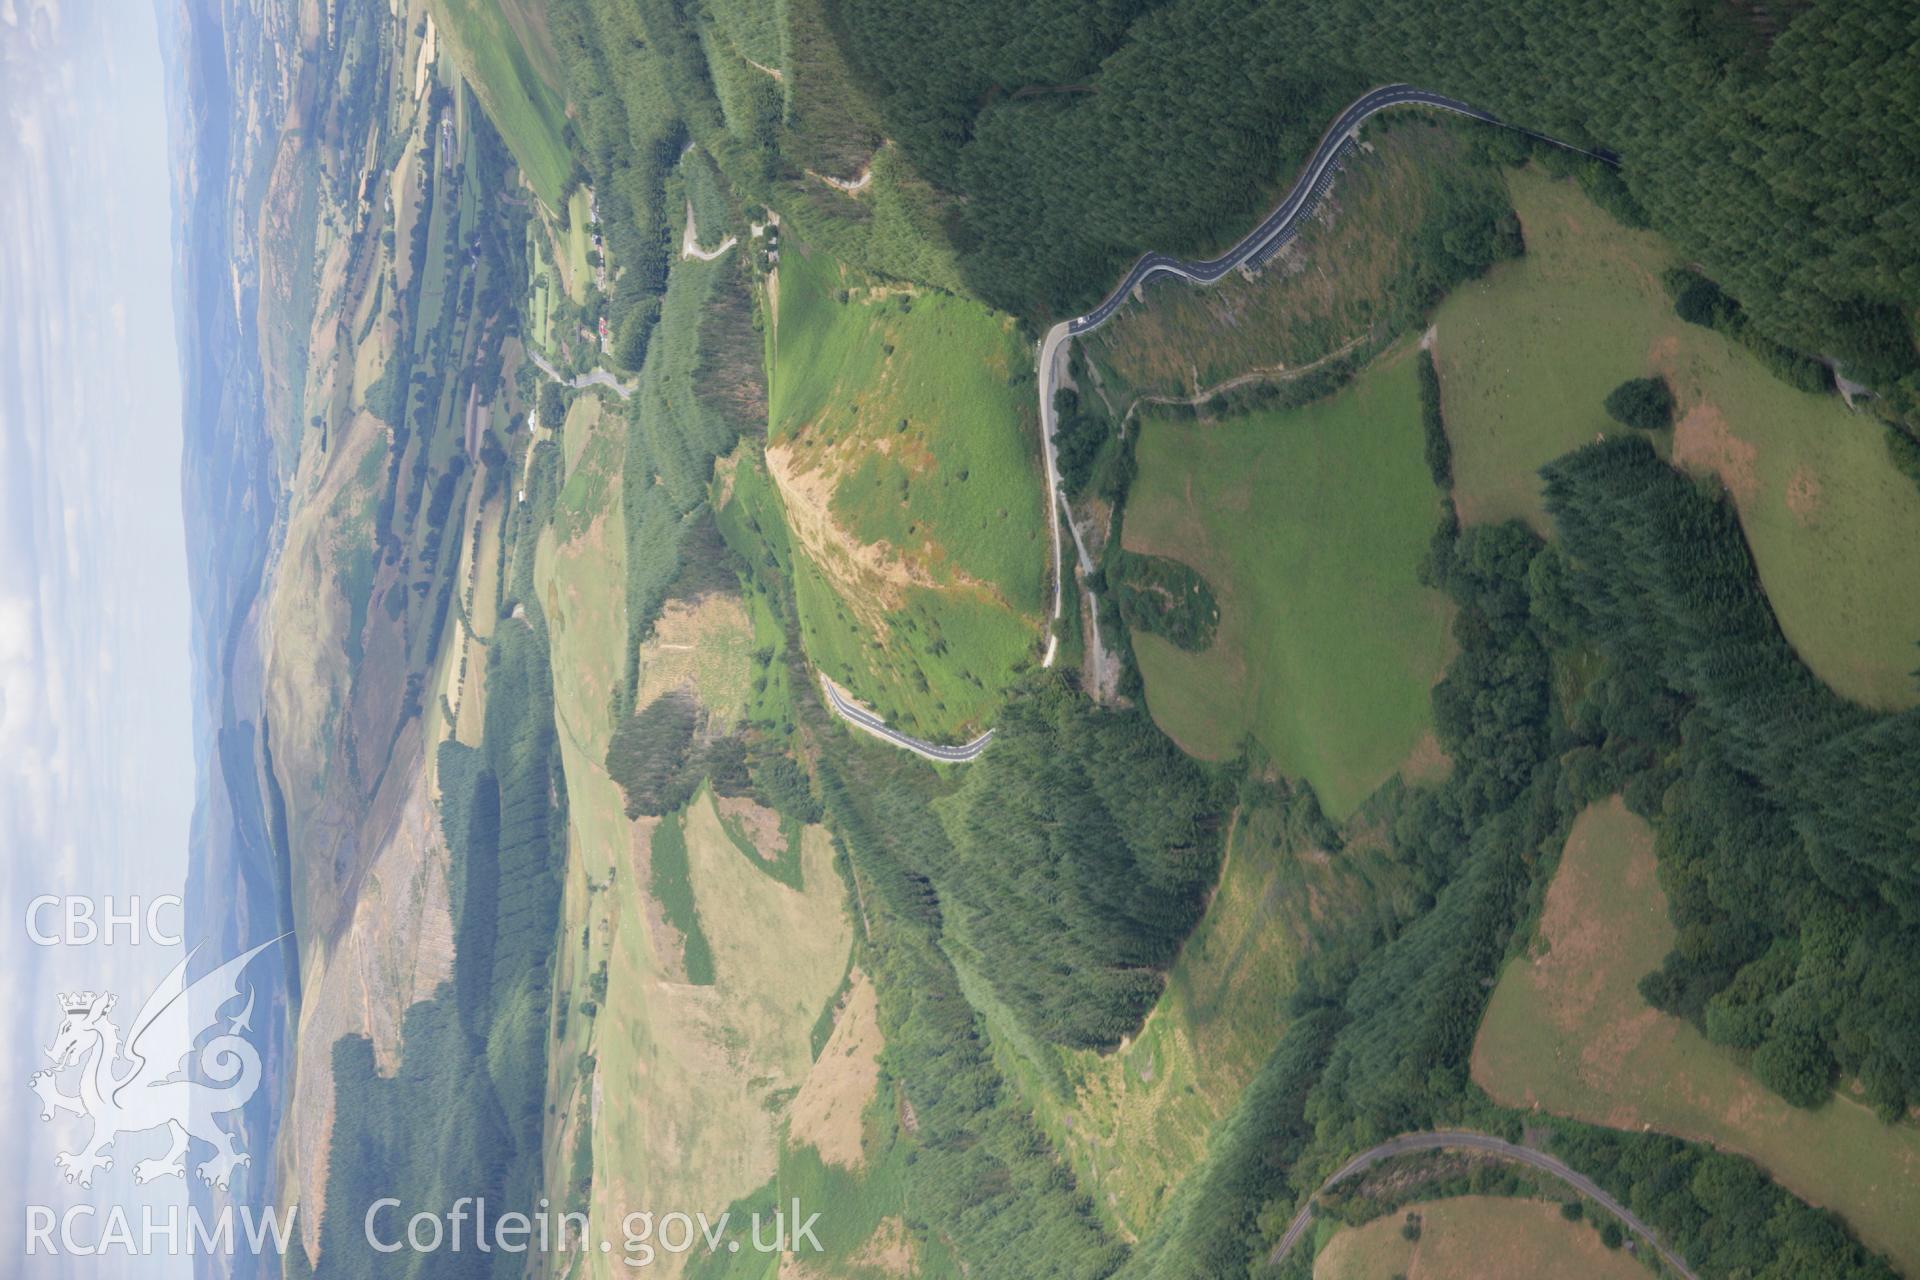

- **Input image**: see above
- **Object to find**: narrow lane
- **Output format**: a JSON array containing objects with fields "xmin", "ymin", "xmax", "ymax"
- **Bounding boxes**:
[{"xmin": 819, "ymin": 675, "xmax": 993, "ymax": 763}]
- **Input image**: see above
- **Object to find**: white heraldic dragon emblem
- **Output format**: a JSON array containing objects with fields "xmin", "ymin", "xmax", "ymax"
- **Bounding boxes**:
[{"xmin": 30, "ymin": 936, "xmax": 283, "ymax": 1191}]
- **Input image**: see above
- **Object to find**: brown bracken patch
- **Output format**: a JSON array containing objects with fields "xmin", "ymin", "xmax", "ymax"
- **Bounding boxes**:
[
  {"xmin": 1527, "ymin": 800, "xmax": 1661, "ymax": 1106},
  {"xmin": 1399, "ymin": 730, "xmax": 1453, "ymax": 786},
  {"xmin": 717, "ymin": 795, "xmax": 787, "ymax": 860},
  {"xmin": 1786, "ymin": 464, "xmax": 1823, "ymax": 525},
  {"xmin": 627, "ymin": 817, "xmax": 689, "ymax": 981},
  {"xmin": 849, "ymin": 1216, "xmax": 919, "ymax": 1276},
  {"xmin": 787, "ymin": 970, "xmax": 883, "ymax": 1170},
  {"xmin": 765, "ymin": 439, "xmax": 919, "ymax": 636},
  {"xmin": 778, "ymin": 1214, "xmax": 918, "ymax": 1279},
  {"xmin": 1672, "ymin": 401, "xmax": 1759, "ymax": 503}
]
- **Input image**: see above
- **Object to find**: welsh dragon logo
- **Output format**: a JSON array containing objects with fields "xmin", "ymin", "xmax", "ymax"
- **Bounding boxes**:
[{"xmin": 29, "ymin": 936, "xmax": 284, "ymax": 1191}]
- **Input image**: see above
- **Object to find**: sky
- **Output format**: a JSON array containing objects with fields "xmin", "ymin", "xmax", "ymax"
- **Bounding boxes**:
[{"xmin": 1, "ymin": 0, "xmax": 197, "ymax": 1271}]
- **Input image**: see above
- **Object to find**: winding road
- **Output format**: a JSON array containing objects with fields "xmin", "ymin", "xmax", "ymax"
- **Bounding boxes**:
[
  {"xmin": 824, "ymin": 84, "xmax": 1612, "ymax": 752},
  {"xmin": 1267, "ymin": 1130, "xmax": 1697, "ymax": 1278},
  {"xmin": 1067, "ymin": 86, "xmax": 1612, "ymax": 338},
  {"xmin": 797, "ymin": 87, "xmax": 1687, "ymax": 1276},
  {"xmin": 819, "ymin": 675, "xmax": 994, "ymax": 762},
  {"xmin": 1037, "ymin": 84, "xmax": 1615, "ymax": 661}
]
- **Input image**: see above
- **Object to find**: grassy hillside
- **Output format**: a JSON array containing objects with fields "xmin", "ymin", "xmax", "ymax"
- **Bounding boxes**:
[
  {"xmin": 580, "ymin": 784, "xmax": 847, "ymax": 1277},
  {"xmin": 1474, "ymin": 799, "xmax": 1920, "ymax": 1275},
  {"xmin": 616, "ymin": 245, "xmax": 767, "ymax": 701},
  {"xmin": 272, "ymin": 7, "xmax": 1920, "ymax": 1279},
  {"xmin": 768, "ymin": 239, "xmax": 1046, "ymax": 739},
  {"xmin": 1122, "ymin": 350, "xmax": 1454, "ymax": 818},
  {"xmin": 532, "ymin": 384, "xmax": 856, "ymax": 1277},
  {"xmin": 1436, "ymin": 166, "xmax": 1920, "ymax": 710},
  {"xmin": 429, "ymin": 0, "xmax": 572, "ymax": 207},
  {"xmin": 264, "ymin": 14, "xmax": 531, "ymax": 943},
  {"xmin": 973, "ymin": 773, "xmax": 1404, "ymax": 1242}
]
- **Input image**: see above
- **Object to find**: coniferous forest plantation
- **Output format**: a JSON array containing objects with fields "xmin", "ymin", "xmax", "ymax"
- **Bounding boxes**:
[{"xmin": 129, "ymin": 1, "xmax": 1920, "ymax": 1279}]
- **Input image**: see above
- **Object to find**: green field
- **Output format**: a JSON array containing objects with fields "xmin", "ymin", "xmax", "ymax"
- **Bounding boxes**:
[
  {"xmin": 412, "ymin": 143, "xmax": 458, "ymax": 357},
  {"xmin": 524, "ymin": 213, "xmax": 579, "ymax": 317},
  {"xmin": 430, "ymin": 0, "xmax": 572, "ymax": 207},
  {"xmin": 1313, "ymin": 1196, "xmax": 1650, "ymax": 1280},
  {"xmin": 1123, "ymin": 350, "xmax": 1454, "ymax": 818},
  {"xmin": 528, "ymin": 425, "xmax": 633, "ymax": 1238},
  {"xmin": 1435, "ymin": 166, "xmax": 1920, "ymax": 710},
  {"xmin": 564, "ymin": 187, "xmax": 593, "ymax": 299},
  {"xmin": 768, "ymin": 241, "xmax": 1047, "ymax": 739},
  {"xmin": 1474, "ymin": 799, "xmax": 1920, "ymax": 1274},
  {"xmin": 525, "ymin": 231, "xmax": 553, "ymax": 351}
]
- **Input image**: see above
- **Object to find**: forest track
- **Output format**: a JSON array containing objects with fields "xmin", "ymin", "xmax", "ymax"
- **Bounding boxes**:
[{"xmin": 818, "ymin": 675, "xmax": 993, "ymax": 763}]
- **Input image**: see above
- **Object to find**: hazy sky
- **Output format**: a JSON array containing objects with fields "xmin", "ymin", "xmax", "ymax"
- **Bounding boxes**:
[{"xmin": 1, "ymin": 0, "xmax": 196, "ymax": 1270}]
